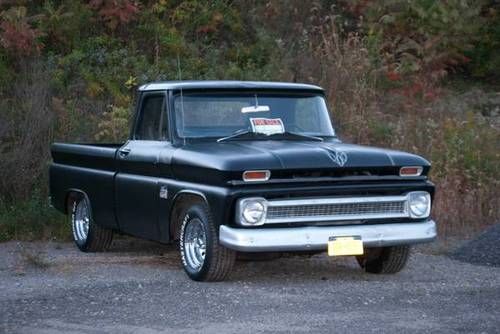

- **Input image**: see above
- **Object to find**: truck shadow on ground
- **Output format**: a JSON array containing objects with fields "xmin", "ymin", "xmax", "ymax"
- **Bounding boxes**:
[
  {"xmin": 103, "ymin": 238, "xmax": 375, "ymax": 283},
  {"xmin": 231, "ymin": 256, "xmax": 370, "ymax": 283},
  {"xmin": 6, "ymin": 238, "xmax": 394, "ymax": 283}
]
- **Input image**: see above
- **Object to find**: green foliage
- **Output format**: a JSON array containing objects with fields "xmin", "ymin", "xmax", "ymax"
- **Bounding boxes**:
[
  {"xmin": 0, "ymin": 50, "xmax": 13, "ymax": 87},
  {"xmin": 89, "ymin": 0, "xmax": 139, "ymax": 31},
  {"xmin": 95, "ymin": 105, "xmax": 131, "ymax": 142},
  {"xmin": 465, "ymin": 4, "xmax": 500, "ymax": 79},
  {"xmin": 0, "ymin": 192, "xmax": 68, "ymax": 242},
  {"xmin": 437, "ymin": 113, "xmax": 498, "ymax": 181},
  {"xmin": 0, "ymin": 5, "xmax": 43, "ymax": 56},
  {"xmin": 358, "ymin": 0, "xmax": 484, "ymax": 86},
  {"xmin": 38, "ymin": 0, "xmax": 281, "ymax": 107},
  {"xmin": 38, "ymin": 1, "xmax": 94, "ymax": 54}
]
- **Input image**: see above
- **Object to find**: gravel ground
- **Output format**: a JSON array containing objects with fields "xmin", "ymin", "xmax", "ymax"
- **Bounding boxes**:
[
  {"xmin": 451, "ymin": 224, "xmax": 500, "ymax": 267},
  {"xmin": 0, "ymin": 238, "xmax": 499, "ymax": 334}
]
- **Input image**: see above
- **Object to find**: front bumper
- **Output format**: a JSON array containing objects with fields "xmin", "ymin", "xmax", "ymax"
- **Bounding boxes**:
[{"xmin": 219, "ymin": 220, "xmax": 437, "ymax": 252}]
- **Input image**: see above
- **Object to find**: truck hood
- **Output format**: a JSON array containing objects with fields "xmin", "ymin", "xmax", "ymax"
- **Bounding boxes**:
[{"xmin": 171, "ymin": 140, "xmax": 430, "ymax": 175}]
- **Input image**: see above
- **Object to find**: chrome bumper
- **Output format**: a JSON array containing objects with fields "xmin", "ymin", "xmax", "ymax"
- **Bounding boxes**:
[{"xmin": 219, "ymin": 220, "xmax": 437, "ymax": 252}]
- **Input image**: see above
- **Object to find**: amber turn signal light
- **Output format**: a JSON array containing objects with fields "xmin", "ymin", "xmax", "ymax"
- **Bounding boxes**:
[
  {"xmin": 243, "ymin": 170, "xmax": 271, "ymax": 182},
  {"xmin": 400, "ymin": 166, "xmax": 423, "ymax": 177}
]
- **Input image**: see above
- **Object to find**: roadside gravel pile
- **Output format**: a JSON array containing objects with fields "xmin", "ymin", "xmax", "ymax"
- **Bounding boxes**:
[{"xmin": 451, "ymin": 223, "xmax": 500, "ymax": 267}]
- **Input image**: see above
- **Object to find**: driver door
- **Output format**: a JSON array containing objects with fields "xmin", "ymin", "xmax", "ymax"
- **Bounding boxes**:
[{"xmin": 115, "ymin": 92, "xmax": 169, "ymax": 240}]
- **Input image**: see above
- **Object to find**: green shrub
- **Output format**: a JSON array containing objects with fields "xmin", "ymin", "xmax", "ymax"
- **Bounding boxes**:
[
  {"xmin": 0, "ymin": 192, "xmax": 68, "ymax": 242},
  {"xmin": 465, "ymin": 3, "xmax": 500, "ymax": 79},
  {"xmin": 363, "ymin": 1, "xmax": 483, "ymax": 71},
  {"xmin": 95, "ymin": 105, "xmax": 131, "ymax": 142}
]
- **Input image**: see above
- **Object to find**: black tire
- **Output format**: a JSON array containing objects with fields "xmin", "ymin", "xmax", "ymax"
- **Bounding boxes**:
[
  {"xmin": 356, "ymin": 245, "xmax": 410, "ymax": 274},
  {"xmin": 70, "ymin": 194, "xmax": 113, "ymax": 252},
  {"xmin": 179, "ymin": 201, "xmax": 235, "ymax": 281}
]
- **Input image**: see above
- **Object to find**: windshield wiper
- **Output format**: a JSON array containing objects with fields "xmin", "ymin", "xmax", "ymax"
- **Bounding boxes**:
[
  {"xmin": 217, "ymin": 130, "xmax": 254, "ymax": 142},
  {"xmin": 217, "ymin": 130, "xmax": 323, "ymax": 142},
  {"xmin": 269, "ymin": 131, "xmax": 323, "ymax": 142}
]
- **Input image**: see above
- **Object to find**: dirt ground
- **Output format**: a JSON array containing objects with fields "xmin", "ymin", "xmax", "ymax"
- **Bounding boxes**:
[{"xmin": 0, "ymin": 238, "xmax": 499, "ymax": 334}]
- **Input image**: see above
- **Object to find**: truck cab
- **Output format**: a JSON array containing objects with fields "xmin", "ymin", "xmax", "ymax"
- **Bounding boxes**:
[{"xmin": 50, "ymin": 81, "xmax": 437, "ymax": 281}]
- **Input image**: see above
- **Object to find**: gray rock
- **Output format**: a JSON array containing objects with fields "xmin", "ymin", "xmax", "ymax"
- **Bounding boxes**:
[{"xmin": 450, "ymin": 223, "xmax": 500, "ymax": 267}]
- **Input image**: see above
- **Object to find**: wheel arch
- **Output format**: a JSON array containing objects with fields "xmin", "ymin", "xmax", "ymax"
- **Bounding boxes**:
[
  {"xmin": 65, "ymin": 188, "xmax": 91, "ymax": 214},
  {"xmin": 169, "ymin": 190, "xmax": 209, "ymax": 241}
]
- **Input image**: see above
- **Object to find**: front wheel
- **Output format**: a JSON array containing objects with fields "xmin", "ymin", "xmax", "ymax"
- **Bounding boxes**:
[
  {"xmin": 356, "ymin": 245, "xmax": 410, "ymax": 274},
  {"xmin": 70, "ymin": 194, "xmax": 113, "ymax": 252},
  {"xmin": 179, "ymin": 201, "xmax": 235, "ymax": 281}
]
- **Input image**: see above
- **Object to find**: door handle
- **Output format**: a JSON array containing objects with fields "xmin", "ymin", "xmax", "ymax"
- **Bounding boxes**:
[{"xmin": 118, "ymin": 147, "xmax": 131, "ymax": 157}]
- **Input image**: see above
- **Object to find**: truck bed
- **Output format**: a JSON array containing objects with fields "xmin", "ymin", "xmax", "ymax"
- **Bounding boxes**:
[
  {"xmin": 51, "ymin": 143, "xmax": 122, "ymax": 170},
  {"xmin": 49, "ymin": 142, "xmax": 124, "ymax": 230}
]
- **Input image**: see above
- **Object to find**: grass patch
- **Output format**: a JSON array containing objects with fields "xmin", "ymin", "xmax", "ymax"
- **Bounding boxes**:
[{"xmin": 0, "ymin": 194, "xmax": 69, "ymax": 242}]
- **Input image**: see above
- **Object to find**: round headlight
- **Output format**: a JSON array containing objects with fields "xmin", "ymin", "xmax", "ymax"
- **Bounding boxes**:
[
  {"xmin": 408, "ymin": 192, "xmax": 430, "ymax": 218},
  {"xmin": 237, "ymin": 198, "xmax": 267, "ymax": 226},
  {"xmin": 242, "ymin": 201, "xmax": 266, "ymax": 224}
]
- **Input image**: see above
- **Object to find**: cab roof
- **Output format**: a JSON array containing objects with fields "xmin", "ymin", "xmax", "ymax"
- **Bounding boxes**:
[{"xmin": 138, "ymin": 80, "xmax": 324, "ymax": 92}]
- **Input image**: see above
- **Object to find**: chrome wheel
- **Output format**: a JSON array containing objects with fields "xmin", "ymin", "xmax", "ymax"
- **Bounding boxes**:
[
  {"xmin": 73, "ymin": 200, "xmax": 90, "ymax": 243},
  {"xmin": 183, "ymin": 218, "xmax": 207, "ymax": 272}
]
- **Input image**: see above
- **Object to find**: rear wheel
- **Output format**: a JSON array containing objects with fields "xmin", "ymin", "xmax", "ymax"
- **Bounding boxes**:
[
  {"xmin": 70, "ymin": 194, "xmax": 113, "ymax": 252},
  {"xmin": 179, "ymin": 201, "xmax": 235, "ymax": 281},
  {"xmin": 356, "ymin": 245, "xmax": 410, "ymax": 274}
]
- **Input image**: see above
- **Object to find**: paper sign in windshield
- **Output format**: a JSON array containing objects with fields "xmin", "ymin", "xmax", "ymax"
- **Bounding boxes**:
[{"xmin": 250, "ymin": 118, "xmax": 285, "ymax": 135}]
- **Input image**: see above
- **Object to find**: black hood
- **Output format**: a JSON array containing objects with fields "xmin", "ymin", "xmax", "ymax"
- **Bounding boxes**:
[{"xmin": 171, "ymin": 140, "xmax": 430, "ymax": 182}]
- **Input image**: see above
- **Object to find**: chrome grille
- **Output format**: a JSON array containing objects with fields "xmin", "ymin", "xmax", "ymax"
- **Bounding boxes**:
[
  {"xmin": 264, "ymin": 196, "xmax": 409, "ymax": 224},
  {"xmin": 267, "ymin": 201, "xmax": 406, "ymax": 218}
]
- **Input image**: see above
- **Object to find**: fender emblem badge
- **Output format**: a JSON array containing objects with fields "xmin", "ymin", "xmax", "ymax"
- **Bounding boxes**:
[{"xmin": 159, "ymin": 186, "xmax": 168, "ymax": 199}]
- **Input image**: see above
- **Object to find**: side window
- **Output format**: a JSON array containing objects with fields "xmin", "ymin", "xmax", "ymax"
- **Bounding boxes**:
[{"xmin": 135, "ymin": 94, "xmax": 166, "ymax": 140}]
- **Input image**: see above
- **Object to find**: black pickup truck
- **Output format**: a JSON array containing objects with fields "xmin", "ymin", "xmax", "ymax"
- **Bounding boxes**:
[{"xmin": 49, "ymin": 81, "xmax": 437, "ymax": 281}]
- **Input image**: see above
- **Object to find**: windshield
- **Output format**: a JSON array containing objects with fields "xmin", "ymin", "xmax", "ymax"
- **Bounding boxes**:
[{"xmin": 174, "ymin": 92, "xmax": 335, "ymax": 139}]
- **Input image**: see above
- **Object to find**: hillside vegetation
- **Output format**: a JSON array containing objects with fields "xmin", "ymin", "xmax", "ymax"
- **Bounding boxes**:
[{"xmin": 0, "ymin": 0, "xmax": 499, "ymax": 241}]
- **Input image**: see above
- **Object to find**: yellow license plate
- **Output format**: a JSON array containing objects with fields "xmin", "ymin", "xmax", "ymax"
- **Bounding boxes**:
[{"xmin": 327, "ymin": 236, "xmax": 364, "ymax": 256}]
